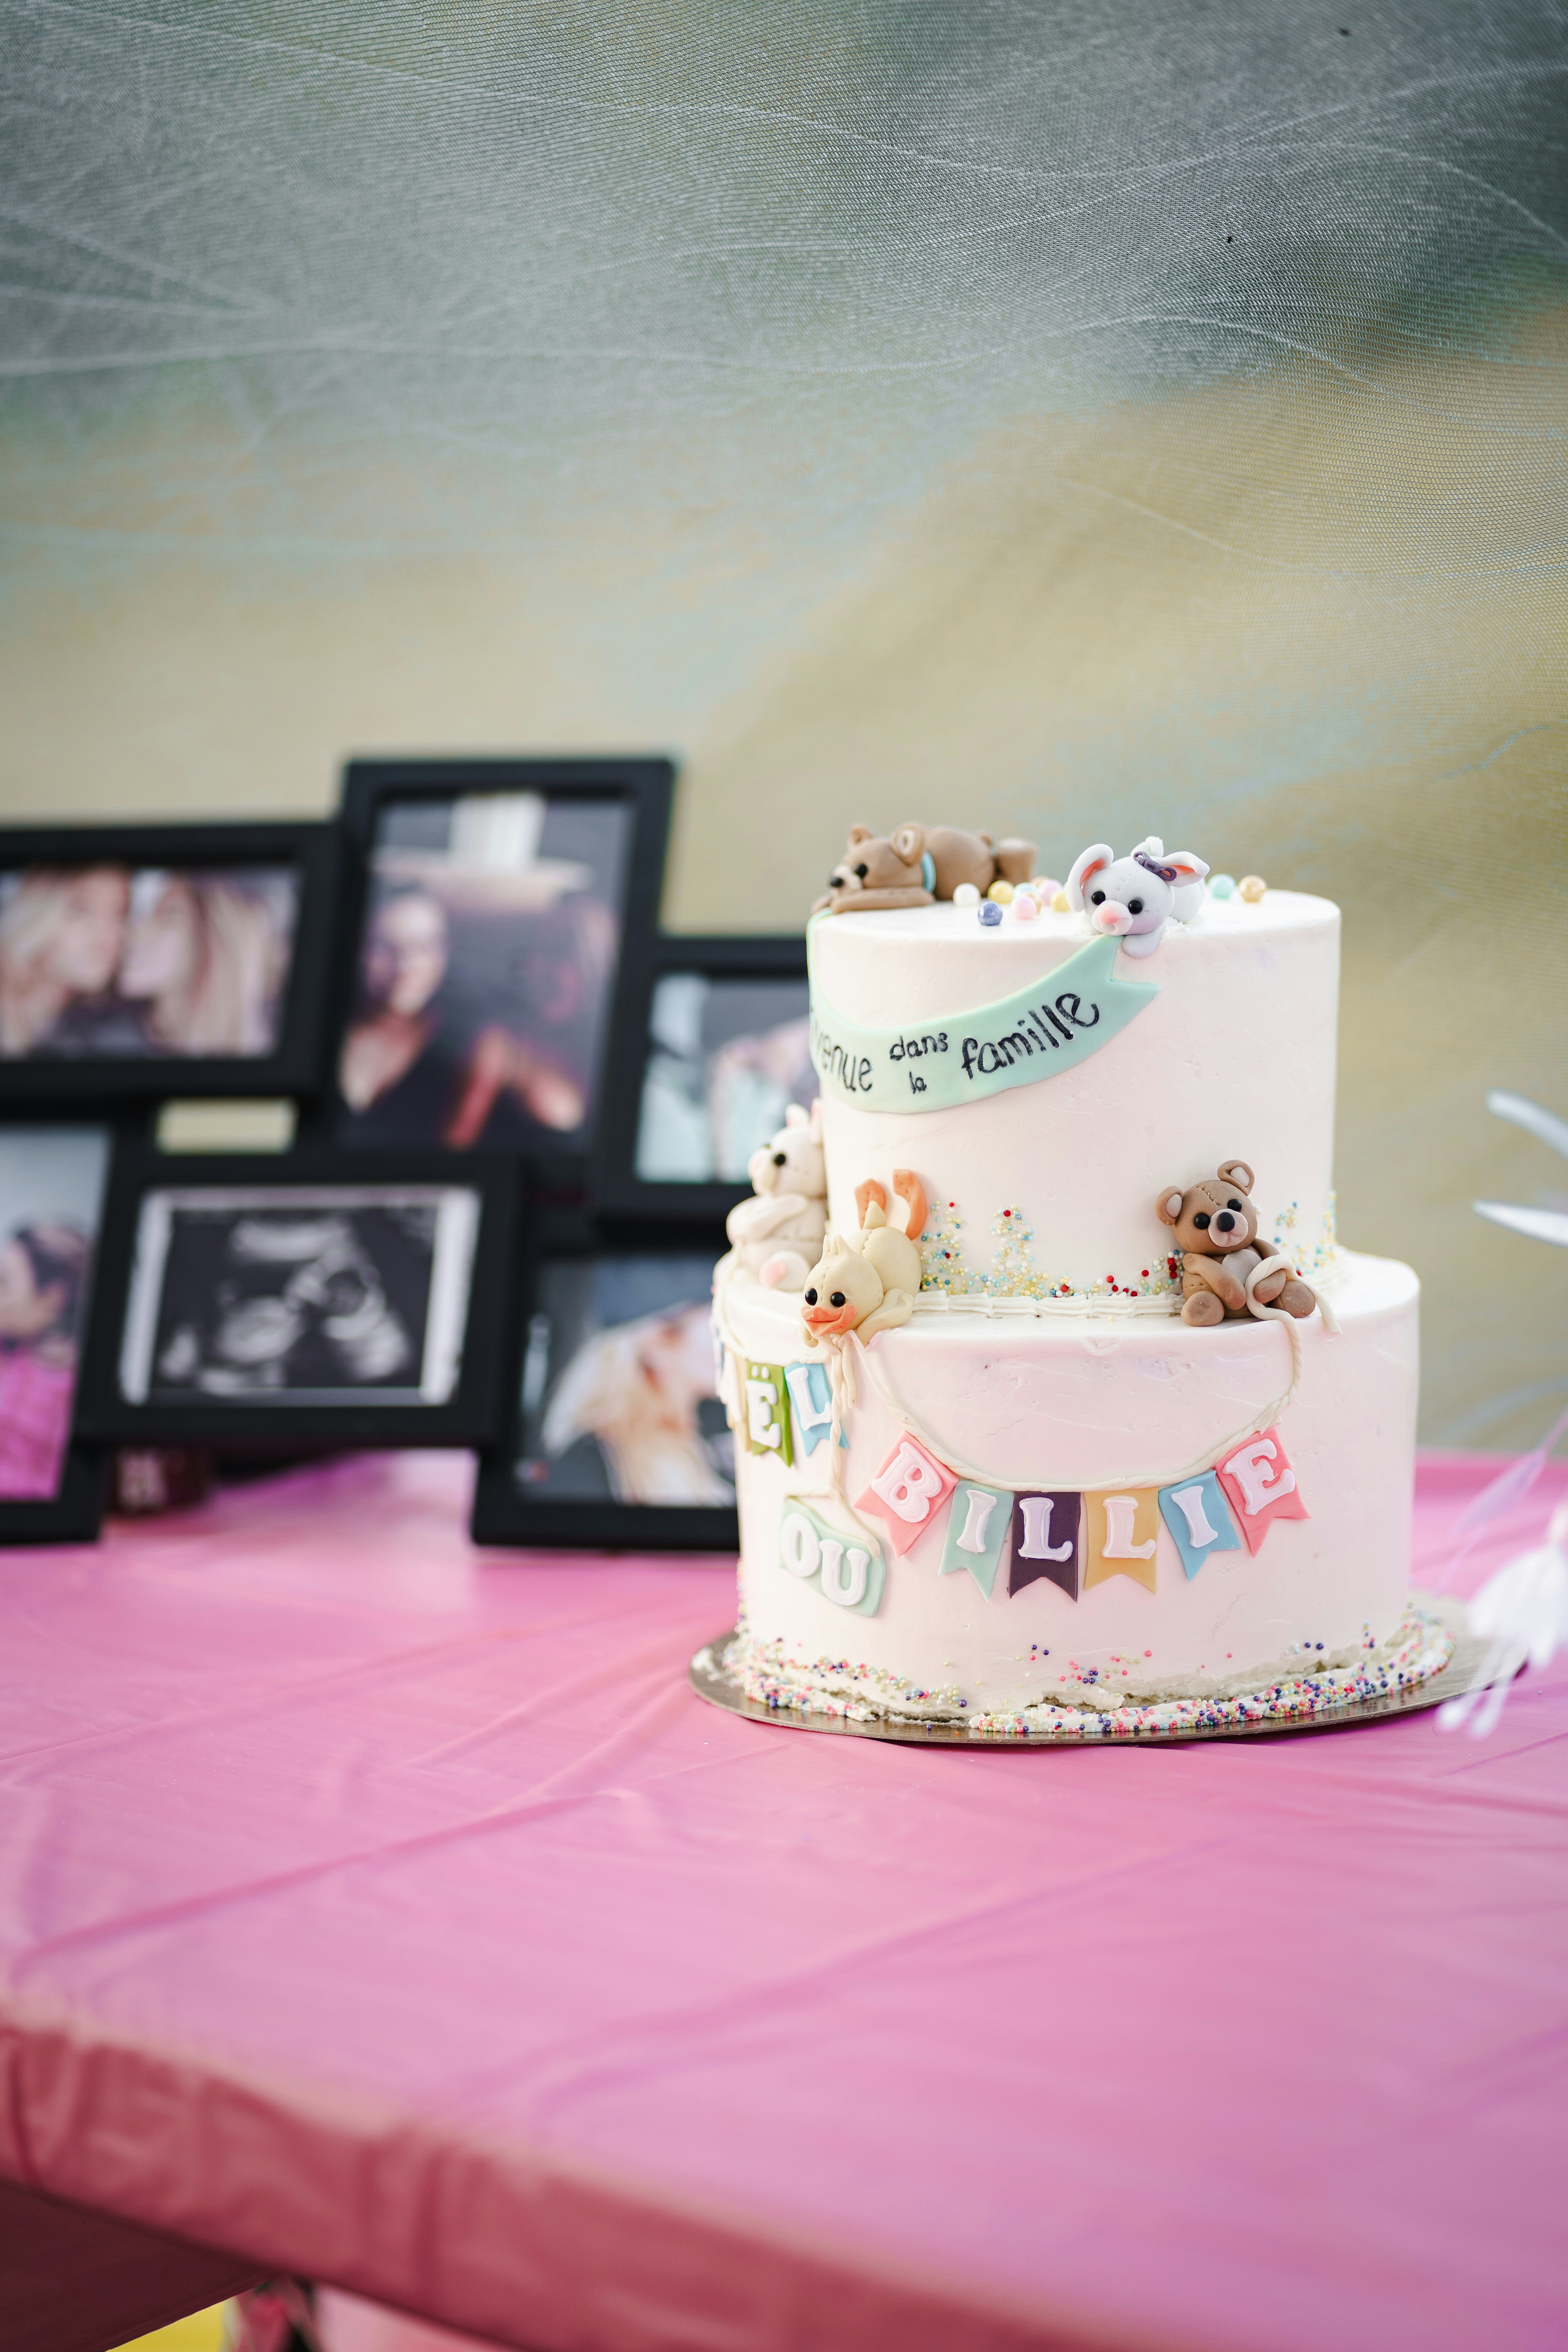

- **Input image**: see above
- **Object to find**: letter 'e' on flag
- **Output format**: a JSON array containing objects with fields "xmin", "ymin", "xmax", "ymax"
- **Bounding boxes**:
[{"xmin": 1215, "ymin": 1426, "xmax": 1309, "ymax": 1554}]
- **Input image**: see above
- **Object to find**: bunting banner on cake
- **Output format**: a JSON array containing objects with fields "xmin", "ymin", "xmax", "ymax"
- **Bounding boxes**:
[{"xmin": 774, "ymin": 1405, "xmax": 1309, "ymax": 1613}]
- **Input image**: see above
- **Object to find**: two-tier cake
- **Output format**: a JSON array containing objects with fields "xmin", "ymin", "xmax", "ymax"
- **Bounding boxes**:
[{"xmin": 711, "ymin": 826, "xmax": 1450, "ymax": 1739}]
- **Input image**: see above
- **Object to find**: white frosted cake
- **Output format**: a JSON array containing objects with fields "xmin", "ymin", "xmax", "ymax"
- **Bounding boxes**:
[{"xmin": 712, "ymin": 834, "xmax": 1450, "ymax": 1739}]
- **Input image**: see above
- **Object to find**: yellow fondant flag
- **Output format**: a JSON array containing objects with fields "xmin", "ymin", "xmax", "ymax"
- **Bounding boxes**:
[{"xmin": 1083, "ymin": 1486, "xmax": 1161, "ymax": 1592}]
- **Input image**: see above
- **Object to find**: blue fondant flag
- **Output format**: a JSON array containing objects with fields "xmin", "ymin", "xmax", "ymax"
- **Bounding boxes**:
[
  {"xmin": 784, "ymin": 1357, "xmax": 841, "ymax": 1454},
  {"xmin": 1158, "ymin": 1469, "xmax": 1241, "ymax": 1579}
]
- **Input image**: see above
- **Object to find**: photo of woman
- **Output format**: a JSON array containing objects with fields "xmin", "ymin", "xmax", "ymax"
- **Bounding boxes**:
[
  {"xmin": 0, "ymin": 864, "xmax": 298, "ymax": 1060},
  {"xmin": 337, "ymin": 790, "xmax": 630, "ymax": 1149},
  {"xmin": 0, "ymin": 1128, "xmax": 109, "ymax": 1501},
  {"xmin": 516, "ymin": 1252, "xmax": 733, "ymax": 1505}
]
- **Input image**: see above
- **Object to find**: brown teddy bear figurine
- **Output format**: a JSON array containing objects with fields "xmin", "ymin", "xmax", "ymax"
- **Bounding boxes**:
[
  {"xmin": 813, "ymin": 824, "xmax": 1036, "ymax": 915},
  {"xmin": 1155, "ymin": 1160, "xmax": 1319, "ymax": 1328}
]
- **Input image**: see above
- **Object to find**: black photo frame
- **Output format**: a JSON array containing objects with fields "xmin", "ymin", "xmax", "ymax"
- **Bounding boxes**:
[
  {"xmin": 325, "ymin": 758, "xmax": 673, "ymax": 1173},
  {"xmin": 471, "ymin": 1209, "xmax": 738, "ymax": 1552},
  {"xmin": 0, "ymin": 823, "xmax": 341, "ymax": 1104},
  {"xmin": 77, "ymin": 1145, "xmax": 519, "ymax": 1449},
  {"xmin": 0, "ymin": 1118, "xmax": 118, "ymax": 1544},
  {"xmin": 596, "ymin": 934, "xmax": 810, "ymax": 1221}
]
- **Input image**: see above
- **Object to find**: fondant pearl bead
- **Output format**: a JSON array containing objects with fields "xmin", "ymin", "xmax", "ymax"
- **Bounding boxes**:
[
  {"xmin": 1208, "ymin": 874, "xmax": 1236, "ymax": 899},
  {"xmin": 978, "ymin": 900, "xmax": 1004, "ymax": 927},
  {"xmin": 1238, "ymin": 874, "xmax": 1267, "ymax": 902},
  {"xmin": 1031, "ymin": 877, "xmax": 1062, "ymax": 900},
  {"xmin": 1050, "ymin": 888, "xmax": 1071, "ymax": 913},
  {"xmin": 987, "ymin": 879, "xmax": 1014, "ymax": 904},
  {"xmin": 952, "ymin": 882, "xmax": 980, "ymax": 908},
  {"xmin": 1009, "ymin": 889, "xmax": 1040, "ymax": 921}
]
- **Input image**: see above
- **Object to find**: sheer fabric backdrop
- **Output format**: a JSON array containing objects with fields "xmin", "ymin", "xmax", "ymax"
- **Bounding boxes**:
[{"xmin": 4, "ymin": 0, "xmax": 1566, "ymax": 1446}]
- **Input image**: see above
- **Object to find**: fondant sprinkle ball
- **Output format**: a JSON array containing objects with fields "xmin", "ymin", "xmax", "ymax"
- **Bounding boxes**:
[
  {"xmin": 987, "ymin": 879, "xmax": 1014, "ymax": 904},
  {"xmin": 977, "ymin": 900, "xmax": 1004, "ymax": 927},
  {"xmin": 1208, "ymin": 874, "xmax": 1236, "ymax": 900},
  {"xmin": 1238, "ymin": 874, "xmax": 1268, "ymax": 902},
  {"xmin": 1031, "ymin": 877, "xmax": 1061, "ymax": 900},
  {"xmin": 1009, "ymin": 889, "xmax": 1040, "ymax": 922},
  {"xmin": 1050, "ymin": 888, "xmax": 1071, "ymax": 913},
  {"xmin": 952, "ymin": 882, "xmax": 980, "ymax": 909}
]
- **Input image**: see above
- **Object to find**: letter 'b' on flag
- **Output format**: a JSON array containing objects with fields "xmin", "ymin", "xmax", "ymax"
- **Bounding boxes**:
[{"xmin": 857, "ymin": 1436, "xmax": 956, "ymax": 1556}]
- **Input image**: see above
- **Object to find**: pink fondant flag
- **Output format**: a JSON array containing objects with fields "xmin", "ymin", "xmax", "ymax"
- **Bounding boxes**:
[
  {"xmin": 1215, "ymin": 1426, "xmax": 1309, "ymax": 1554},
  {"xmin": 856, "ymin": 1435, "xmax": 956, "ymax": 1557}
]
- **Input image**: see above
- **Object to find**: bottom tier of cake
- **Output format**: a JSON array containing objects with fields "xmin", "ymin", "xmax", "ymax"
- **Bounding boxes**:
[{"xmin": 719, "ymin": 1251, "xmax": 1434, "ymax": 1725}]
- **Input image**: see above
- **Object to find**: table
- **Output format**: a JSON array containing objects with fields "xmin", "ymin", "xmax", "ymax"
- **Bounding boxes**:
[{"xmin": 2, "ymin": 1450, "xmax": 1565, "ymax": 2352}]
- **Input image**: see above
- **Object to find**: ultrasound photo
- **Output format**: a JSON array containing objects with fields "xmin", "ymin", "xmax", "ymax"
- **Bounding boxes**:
[{"xmin": 118, "ymin": 1184, "xmax": 481, "ymax": 1407}]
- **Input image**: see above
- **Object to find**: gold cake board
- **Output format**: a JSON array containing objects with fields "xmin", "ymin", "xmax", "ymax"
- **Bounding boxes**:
[{"xmin": 689, "ymin": 1592, "xmax": 1488, "ymax": 1746}]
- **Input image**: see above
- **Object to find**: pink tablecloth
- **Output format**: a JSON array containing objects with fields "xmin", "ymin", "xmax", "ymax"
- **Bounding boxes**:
[{"xmin": 1, "ymin": 1450, "xmax": 1565, "ymax": 2352}]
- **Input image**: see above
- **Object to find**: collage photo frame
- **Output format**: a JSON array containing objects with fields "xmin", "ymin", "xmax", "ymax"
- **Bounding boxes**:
[{"xmin": 0, "ymin": 755, "xmax": 793, "ymax": 1548}]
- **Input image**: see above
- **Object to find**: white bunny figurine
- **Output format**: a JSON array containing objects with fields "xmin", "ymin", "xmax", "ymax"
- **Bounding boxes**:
[
  {"xmin": 724, "ymin": 1100, "xmax": 828, "ymax": 1290},
  {"xmin": 1066, "ymin": 835, "xmax": 1209, "ymax": 958}
]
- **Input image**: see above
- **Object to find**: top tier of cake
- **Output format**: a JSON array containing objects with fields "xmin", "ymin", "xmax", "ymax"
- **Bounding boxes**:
[{"xmin": 808, "ymin": 889, "xmax": 1340, "ymax": 1303}]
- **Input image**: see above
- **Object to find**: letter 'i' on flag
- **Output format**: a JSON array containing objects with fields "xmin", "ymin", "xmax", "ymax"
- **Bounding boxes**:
[
  {"xmin": 856, "ymin": 1435, "xmax": 956, "ymax": 1556},
  {"xmin": 1083, "ymin": 1487, "xmax": 1161, "ymax": 1592},
  {"xmin": 1215, "ymin": 1426, "xmax": 1309, "ymax": 1553},
  {"xmin": 744, "ymin": 1363, "xmax": 792, "ymax": 1464},
  {"xmin": 1158, "ymin": 1468, "xmax": 1242, "ymax": 1580},
  {"xmin": 1009, "ymin": 1492, "xmax": 1082, "ymax": 1599},
  {"xmin": 939, "ymin": 1483, "xmax": 1011, "ymax": 1597},
  {"xmin": 783, "ymin": 1359, "xmax": 840, "ymax": 1454}
]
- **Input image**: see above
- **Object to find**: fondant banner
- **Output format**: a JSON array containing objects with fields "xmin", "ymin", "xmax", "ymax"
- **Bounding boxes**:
[{"xmin": 807, "ymin": 931, "xmax": 1159, "ymax": 1114}]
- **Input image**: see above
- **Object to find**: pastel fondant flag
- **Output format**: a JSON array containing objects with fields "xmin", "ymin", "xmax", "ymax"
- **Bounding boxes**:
[
  {"xmin": 856, "ymin": 1434, "xmax": 956, "ymax": 1557},
  {"xmin": 743, "ymin": 1363, "xmax": 792, "ymax": 1464},
  {"xmin": 778, "ymin": 1498, "xmax": 885, "ymax": 1616},
  {"xmin": 940, "ymin": 1482, "xmax": 1011, "ymax": 1597},
  {"xmin": 1009, "ymin": 1491, "xmax": 1081, "ymax": 1599},
  {"xmin": 1158, "ymin": 1469, "xmax": 1242, "ymax": 1579},
  {"xmin": 1215, "ymin": 1426, "xmax": 1309, "ymax": 1554},
  {"xmin": 784, "ymin": 1358, "xmax": 840, "ymax": 1454},
  {"xmin": 1083, "ymin": 1486, "xmax": 1161, "ymax": 1592}
]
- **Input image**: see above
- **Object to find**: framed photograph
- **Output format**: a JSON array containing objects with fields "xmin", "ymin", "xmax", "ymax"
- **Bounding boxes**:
[
  {"xmin": 0, "ymin": 823, "xmax": 340, "ymax": 1103},
  {"xmin": 0, "ymin": 1122, "xmax": 113, "ymax": 1542},
  {"xmin": 471, "ymin": 1214, "xmax": 737, "ymax": 1550},
  {"xmin": 597, "ymin": 936, "xmax": 811, "ymax": 1218},
  {"xmin": 77, "ymin": 1147, "xmax": 519, "ymax": 1447},
  {"xmin": 329, "ymin": 759, "xmax": 673, "ymax": 1160}
]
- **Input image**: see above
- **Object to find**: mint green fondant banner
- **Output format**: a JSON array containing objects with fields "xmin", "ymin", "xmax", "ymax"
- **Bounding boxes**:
[{"xmin": 808, "ymin": 931, "xmax": 1159, "ymax": 1113}]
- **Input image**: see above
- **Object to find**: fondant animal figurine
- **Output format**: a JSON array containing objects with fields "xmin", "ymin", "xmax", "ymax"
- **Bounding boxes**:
[
  {"xmin": 1066, "ymin": 835, "xmax": 1210, "ymax": 958},
  {"xmin": 800, "ymin": 1172, "xmax": 929, "ymax": 1344},
  {"xmin": 724, "ymin": 1101, "xmax": 828, "ymax": 1290},
  {"xmin": 1156, "ymin": 1160, "xmax": 1318, "ymax": 1327},
  {"xmin": 815, "ymin": 824, "xmax": 1036, "ymax": 916}
]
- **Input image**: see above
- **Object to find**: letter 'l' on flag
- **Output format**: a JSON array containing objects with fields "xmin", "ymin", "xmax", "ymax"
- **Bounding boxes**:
[
  {"xmin": 940, "ymin": 1483, "xmax": 1011, "ymax": 1596},
  {"xmin": 1009, "ymin": 1492, "xmax": 1081, "ymax": 1599},
  {"xmin": 1083, "ymin": 1487, "xmax": 1161, "ymax": 1592}
]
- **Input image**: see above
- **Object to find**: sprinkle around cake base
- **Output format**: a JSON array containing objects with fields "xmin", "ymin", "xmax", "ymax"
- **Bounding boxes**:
[{"xmin": 690, "ymin": 1596, "xmax": 1472, "ymax": 1746}]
